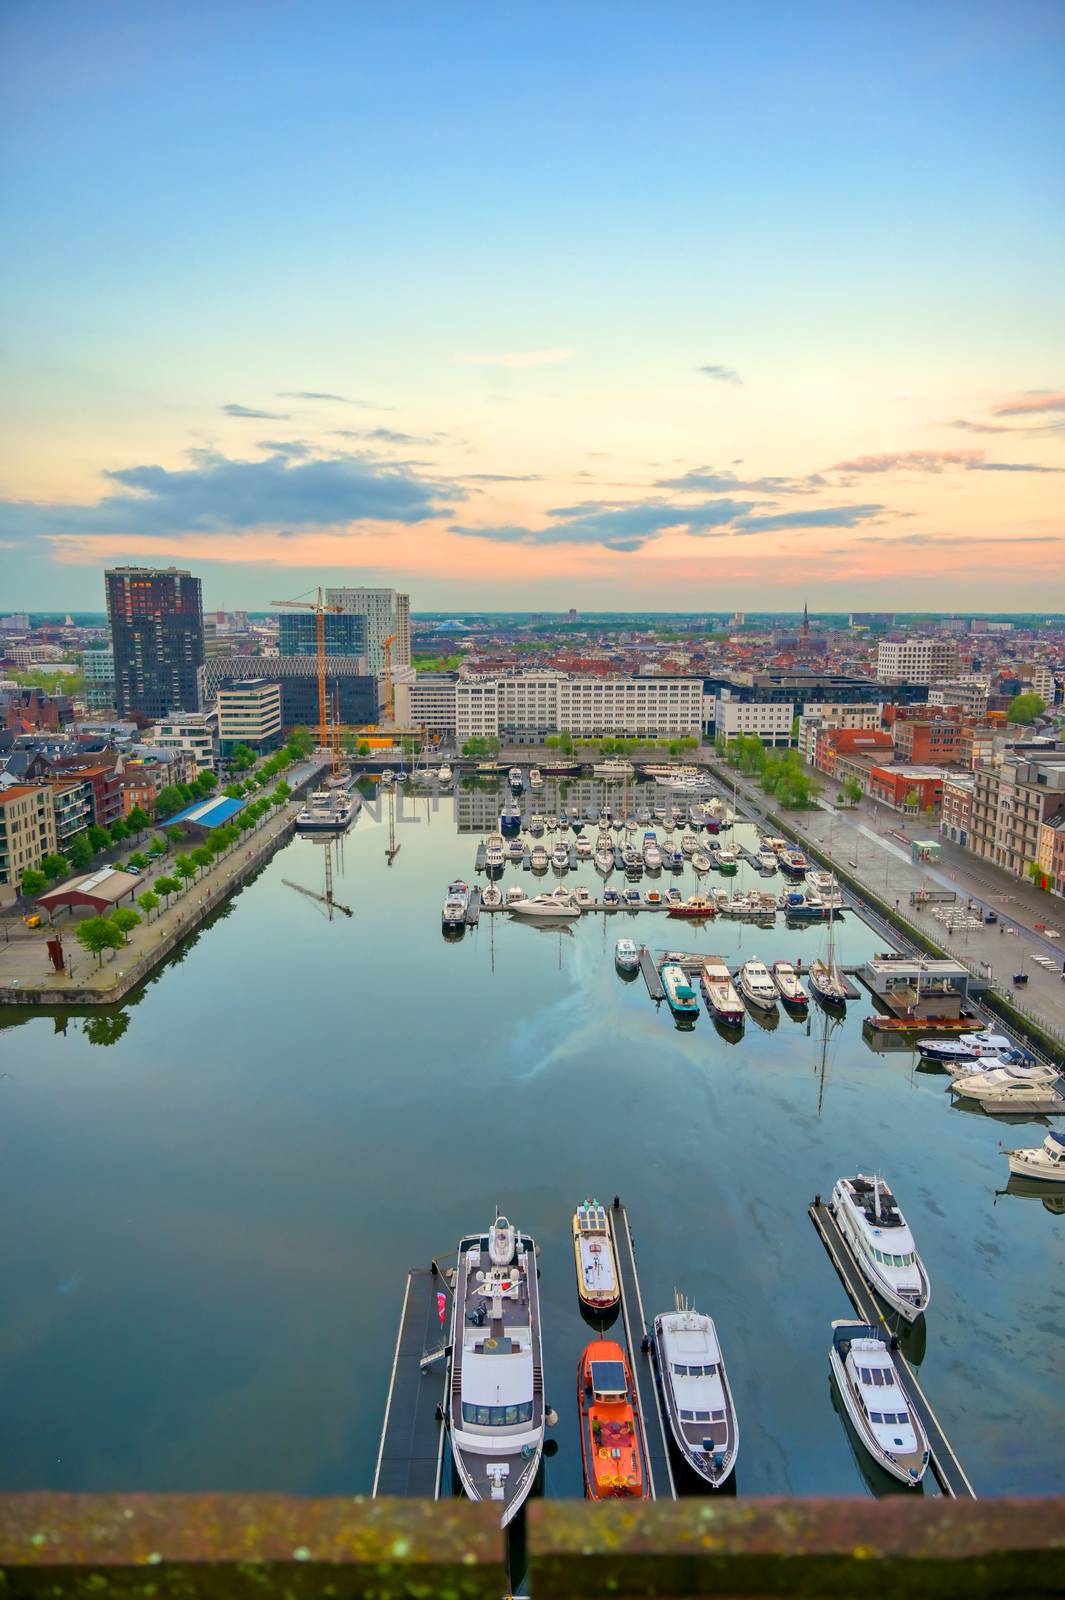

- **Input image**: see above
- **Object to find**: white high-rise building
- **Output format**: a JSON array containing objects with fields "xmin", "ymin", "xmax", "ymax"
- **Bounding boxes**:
[
  {"xmin": 326, "ymin": 587, "xmax": 411, "ymax": 675},
  {"xmin": 876, "ymin": 638, "xmax": 959, "ymax": 686}
]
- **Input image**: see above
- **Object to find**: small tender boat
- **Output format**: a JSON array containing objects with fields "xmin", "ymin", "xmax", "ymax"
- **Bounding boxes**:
[
  {"xmin": 691, "ymin": 851, "xmax": 711, "ymax": 873},
  {"xmin": 700, "ymin": 956, "xmax": 744, "ymax": 1025},
  {"xmin": 829, "ymin": 1321, "xmax": 929, "ymax": 1485},
  {"xmin": 615, "ymin": 937, "xmax": 640, "ymax": 972},
  {"xmin": 552, "ymin": 844, "xmax": 570, "ymax": 871},
  {"xmin": 442, "ymin": 880, "xmax": 470, "ymax": 927},
  {"xmin": 948, "ymin": 1065, "xmax": 1065, "ymax": 1113},
  {"xmin": 654, "ymin": 1297, "xmax": 738, "ymax": 1488},
  {"xmin": 578, "ymin": 1339, "xmax": 649, "ymax": 1499},
  {"xmin": 660, "ymin": 962, "xmax": 699, "ymax": 1018},
  {"xmin": 831, "ymin": 1175, "xmax": 930, "ymax": 1322},
  {"xmin": 1006, "ymin": 1129, "xmax": 1065, "ymax": 1183},
  {"xmin": 482, "ymin": 883, "xmax": 502, "ymax": 909},
  {"xmin": 772, "ymin": 960, "xmax": 809, "ymax": 1009},
  {"xmin": 603, "ymin": 887, "xmax": 621, "ymax": 907},
  {"xmin": 449, "ymin": 1215, "xmax": 544, "ymax": 1524},
  {"xmin": 509, "ymin": 893, "xmax": 581, "ymax": 921},
  {"xmin": 644, "ymin": 888, "xmax": 663, "ymax": 908},
  {"xmin": 738, "ymin": 959, "xmax": 778, "ymax": 1012},
  {"xmin": 668, "ymin": 893, "xmax": 715, "ymax": 919},
  {"xmin": 572, "ymin": 1200, "xmax": 620, "ymax": 1311},
  {"xmin": 506, "ymin": 885, "xmax": 527, "ymax": 905}
]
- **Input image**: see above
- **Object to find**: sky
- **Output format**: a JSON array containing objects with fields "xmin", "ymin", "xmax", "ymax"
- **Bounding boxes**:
[{"xmin": 1, "ymin": 1, "xmax": 1064, "ymax": 614}]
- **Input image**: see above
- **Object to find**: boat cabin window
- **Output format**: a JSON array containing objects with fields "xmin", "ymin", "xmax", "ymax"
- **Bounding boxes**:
[
  {"xmin": 712, "ymin": 1409, "xmax": 725, "ymax": 1421},
  {"xmin": 680, "ymin": 1409, "xmax": 695, "ymax": 1421},
  {"xmin": 461, "ymin": 1401, "xmax": 533, "ymax": 1426},
  {"xmin": 870, "ymin": 1411, "xmax": 884, "ymax": 1424},
  {"xmin": 694, "ymin": 1410, "xmax": 711, "ymax": 1422}
]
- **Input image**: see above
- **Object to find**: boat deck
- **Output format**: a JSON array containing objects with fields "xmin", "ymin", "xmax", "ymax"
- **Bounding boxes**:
[
  {"xmin": 808, "ymin": 1199, "xmax": 976, "ymax": 1500},
  {"xmin": 612, "ymin": 1202, "xmax": 676, "ymax": 1500},
  {"xmin": 372, "ymin": 1267, "xmax": 449, "ymax": 1498}
]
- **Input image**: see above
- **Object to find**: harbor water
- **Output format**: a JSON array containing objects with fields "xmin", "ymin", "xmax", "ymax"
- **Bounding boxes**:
[{"xmin": 1, "ymin": 780, "xmax": 1061, "ymax": 1499}]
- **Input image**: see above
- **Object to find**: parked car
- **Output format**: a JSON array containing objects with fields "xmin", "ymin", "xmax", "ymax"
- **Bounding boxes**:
[{"xmin": 984, "ymin": 910, "xmax": 998, "ymax": 924}]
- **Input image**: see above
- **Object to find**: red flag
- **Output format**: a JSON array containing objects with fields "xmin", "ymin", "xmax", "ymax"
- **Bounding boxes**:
[{"xmin": 437, "ymin": 1292, "xmax": 447, "ymax": 1325}]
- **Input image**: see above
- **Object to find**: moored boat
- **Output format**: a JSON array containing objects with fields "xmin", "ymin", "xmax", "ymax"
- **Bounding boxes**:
[
  {"xmin": 829, "ymin": 1320, "xmax": 929, "ymax": 1486},
  {"xmin": 700, "ymin": 956, "xmax": 744, "ymax": 1024},
  {"xmin": 660, "ymin": 962, "xmax": 699, "ymax": 1018},
  {"xmin": 442, "ymin": 880, "xmax": 470, "ymax": 927},
  {"xmin": 615, "ymin": 937, "xmax": 640, "ymax": 973},
  {"xmin": 668, "ymin": 894, "xmax": 715, "ymax": 919},
  {"xmin": 578, "ymin": 1339, "xmax": 649, "ymax": 1499},
  {"xmin": 572, "ymin": 1200, "xmax": 620, "ymax": 1311},
  {"xmin": 484, "ymin": 833, "xmax": 505, "ymax": 872},
  {"xmin": 1006, "ymin": 1129, "xmax": 1065, "ymax": 1183},
  {"xmin": 772, "ymin": 960, "xmax": 809, "ymax": 1008},
  {"xmin": 917, "ymin": 1028, "xmax": 1015, "ymax": 1064},
  {"xmin": 948, "ymin": 1064, "xmax": 1064, "ymax": 1113},
  {"xmin": 509, "ymin": 892, "xmax": 580, "ymax": 921},
  {"xmin": 738, "ymin": 959, "xmax": 777, "ymax": 1011},
  {"xmin": 691, "ymin": 851, "xmax": 711, "ymax": 873},
  {"xmin": 482, "ymin": 883, "xmax": 503, "ymax": 909},
  {"xmin": 830, "ymin": 1175, "xmax": 930, "ymax": 1322},
  {"xmin": 449, "ymin": 1215, "xmax": 544, "ymax": 1524},
  {"xmin": 654, "ymin": 1297, "xmax": 738, "ymax": 1488}
]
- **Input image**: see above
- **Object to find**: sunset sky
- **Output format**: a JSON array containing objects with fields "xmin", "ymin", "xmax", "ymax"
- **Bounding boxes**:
[{"xmin": 2, "ymin": 2, "xmax": 1063, "ymax": 612}]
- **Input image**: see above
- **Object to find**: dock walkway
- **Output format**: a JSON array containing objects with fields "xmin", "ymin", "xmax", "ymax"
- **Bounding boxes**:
[
  {"xmin": 612, "ymin": 1202, "xmax": 676, "ymax": 1500},
  {"xmin": 372, "ymin": 1267, "xmax": 449, "ymax": 1498},
  {"xmin": 808, "ymin": 1200, "xmax": 976, "ymax": 1500}
]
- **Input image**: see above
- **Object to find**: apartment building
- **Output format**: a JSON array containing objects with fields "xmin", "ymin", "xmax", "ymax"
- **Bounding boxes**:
[
  {"xmin": 216, "ymin": 679, "xmax": 283, "ymax": 757},
  {"xmin": 928, "ymin": 679, "xmax": 990, "ymax": 719},
  {"xmin": 406, "ymin": 673, "xmax": 459, "ymax": 737},
  {"xmin": 0, "ymin": 784, "xmax": 57, "ymax": 886},
  {"xmin": 326, "ymin": 587, "xmax": 411, "ymax": 674},
  {"xmin": 1036, "ymin": 814, "xmax": 1065, "ymax": 896},
  {"xmin": 940, "ymin": 775, "xmax": 974, "ymax": 847},
  {"xmin": 813, "ymin": 728, "xmax": 894, "ymax": 782},
  {"xmin": 892, "ymin": 718, "xmax": 961, "ymax": 765},
  {"xmin": 152, "ymin": 712, "xmax": 217, "ymax": 773},
  {"xmin": 82, "ymin": 644, "xmax": 116, "ymax": 712},
  {"xmin": 876, "ymin": 638, "xmax": 960, "ymax": 685},
  {"xmin": 42, "ymin": 776, "xmax": 94, "ymax": 844},
  {"xmin": 448, "ymin": 673, "xmax": 702, "ymax": 744},
  {"xmin": 713, "ymin": 695, "xmax": 793, "ymax": 747},
  {"xmin": 798, "ymin": 702, "xmax": 882, "ymax": 763},
  {"xmin": 970, "ymin": 754, "xmax": 1065, "ymax": 877},
  {"xmin": 455, "ymin": 680, "xmax": 500, "ymax": 743}
]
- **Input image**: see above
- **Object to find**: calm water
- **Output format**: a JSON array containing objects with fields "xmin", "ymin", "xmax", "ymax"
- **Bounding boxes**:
[{"xmin": 1, "ymin": 780, "xmax": 1061, "ymax": 1499}]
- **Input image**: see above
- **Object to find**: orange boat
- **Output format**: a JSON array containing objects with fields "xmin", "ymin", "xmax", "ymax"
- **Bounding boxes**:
[{"xmin": 577, "ymin": 1339, "xmax": 649, "ymax": 1499}]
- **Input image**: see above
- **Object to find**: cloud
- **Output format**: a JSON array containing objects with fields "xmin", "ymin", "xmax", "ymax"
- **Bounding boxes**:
[
  {"xmin": 459, "ymin": 350, "xmax": 574, "ymax": 368},
  {"xmin": 449, "ymin": 495, "xmax": 884, "ymax": 551},
  {"xmin": 832, "ymin": 448, "xmax": 1063, "ymax": 476},
  {"xmin": 945, "ymin": 417, "xmax": 1017, "ymax": 435},
  {"xmin": 460, "ymin": 473, "xmax": 543, "ymax": 482},
  {"xmin": 0, "ymin": 447, "xmax": 468, "ymax": 544},
  {"xmin": 222, "ymin": 402, "xmax": 290, "ymax": 420},
  {"xmin": 655, "ymin": 467, "xmax": 827, "ymax": 494},
  {"xmin": 256, "ymin": 439, "xmax": 313, "ymax": 458},
  {"xmin": 990, "ymin": 390, "xmax": 1065, "ymax": 417},
  {"xmin": 696, "ymin": 364, "xmax": 742, "ymax": 385},
  {"xmin": 861, "ymin": 532, "xmax": 1065, "ymax": 548}
]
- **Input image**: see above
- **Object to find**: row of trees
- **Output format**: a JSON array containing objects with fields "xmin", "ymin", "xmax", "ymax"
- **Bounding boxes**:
[
  {"xmin": 718, "ymin": 733, "xmax": 820, "ymax": 809},
  {"xmin": 151, "ymin": 768, "xmax": 218, "ymax": 822}
]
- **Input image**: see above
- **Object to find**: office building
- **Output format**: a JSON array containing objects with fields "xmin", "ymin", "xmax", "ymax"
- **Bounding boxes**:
[
  {"xmin": 278, "ymin": 611, "xmax": 366, "ymax": 658},
  {"xmin": 216, "ymin": 679, "xmax": 283, "ymax": 758},
  {"xmin": 82, "ymin": 644, "xmax": 116, "ymax": 712},
  {"xmin": 450, "ymin": 672, "xmax": 703, "ymax": 744},
  {"xmin": 876, "ymin": 638, "xmax": 959, "ymax": 686},
  {"xmin": 326, "ymin": 587, "xmax": 411, "ymax": 674},
  {"xmin": 201, "ymin": 654, "xmax": 376, "ymax": 732},
  {"xmin": 105, "ymin": 566, "xmax": 204, "ymax": 719},
  {"xmin": 712, "ymin": 695, "xmax": 793, "ymax": 747},
  {"xmin": 151, "ymin": 712, "xmax": 217, "ymax": 773}
]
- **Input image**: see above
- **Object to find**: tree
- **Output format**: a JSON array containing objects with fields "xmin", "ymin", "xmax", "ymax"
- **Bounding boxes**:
[
  {"xmin": 174, "ymin": 854, "xmax": 197, "ymax": 887},
  {"xmin": 195, "ymin": 770, "xmax": 217, "ymax": 793},
  {"xmin": 109, "ymin": 818, "xmax": 129, "ymax": 842},
  {"xmin": 87, "ymin": 824, "xmax": 111, "ymax": 853},
  {"xmin": 128, "ymin": 851, "xmax": 149, "ymax": 871},
  {"xmin": 137, "ymin": 890, "xmax": 160, "ymax": 921},
  {"xmin": 230, "ymin": 744, "xmax": 256, "ymax": 771},
  {"xmin": 20, "ymin": 867, "xmax": 46, "ymax": 898},
  {"xmin": 168, "ymin": 826, "xmax": 184, "ymax": 846},
  {"xmin": 66, "ymin": 834, "xmax": 94, "ymax": 870},
  {"xmin": 843, "ymin": 775, "xmax": 863, "ymax": 806},
  {"xmin": 126, "ymin": 805, "xmax": 150, "ymax": 836},
  {"xmin": 75, "ymin": 914, "xmax": 124, "ymax": 966},
  {"xmin": 149, "ymin": 834, "xmax": 168, "ymax": 857},
  {"xmin": 153, "ymin": 785, "xmax": 186, "ymax": 820},
  {"xmin": 191, "ymin": 846, "xmax": 213, "ymax": 877},
  {"xmin": 1007, "ymin": 692, "xmax": 1045, "ymax": 725},
  {"xmin": 40, "ymin": 852, "xmax": 69, "ymax": 882},
  {"xmin": 110, "ymin": 906, "xmax": 141, "ymax": 944},
  {"xmin": 154, "ymin": 874, "xmax": 179, "ymax": 906}
]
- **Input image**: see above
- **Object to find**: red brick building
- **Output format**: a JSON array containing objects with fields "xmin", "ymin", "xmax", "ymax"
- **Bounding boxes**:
[
  {"xmin": 892, "ymin": 718, "xmax": 961, "ymax": 765},
  {"xmin": 814, "ymin": 727, "xmax": 893, "ymax": 779},
  {"xmin": 868, "ymin": 764, "xmax": 945, "ymax": 814}
]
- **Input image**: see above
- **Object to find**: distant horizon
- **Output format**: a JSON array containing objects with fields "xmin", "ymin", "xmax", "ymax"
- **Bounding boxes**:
[{"xmin": 9, "ymin": 606, "xmax": 1065, "ymax": 624}]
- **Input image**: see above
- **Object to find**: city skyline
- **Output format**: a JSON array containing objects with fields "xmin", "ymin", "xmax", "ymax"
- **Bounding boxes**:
[{"xmin": 2, "ymin": 3, "xmax": 1064, "ymax": 612}]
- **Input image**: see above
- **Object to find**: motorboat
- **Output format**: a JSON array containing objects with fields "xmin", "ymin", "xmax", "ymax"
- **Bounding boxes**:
[
  {"xmin": 500, "ymin": 803, "xmax": 522, "ymax": 837},
  {"xmin": 948, "ymin": 1065, "xmax": 1065, "ymax": 1113},
  {"xmin": 939, "ymin": 1049, "xmax": 1051, "ymax": 1080},
  {"xmin": 574, "ymin": 885, "xmax": 593, "ymax": 906},
  {"xmin": 615, "ymin": 938, "xmax": 640, "ymax": 973},
  {"xmin": 295, "ymin": 788, "xmax": 355, "ymax": 833},
  {"xmin": 643, "ymin": 833, "xmax": 661, "ymax": 870},
  {"xmin": 595, "ymin": 846, "xmax": 615, "ymax": 874},
  {"xmin": 700, "ymin": 957, "xmax": 744, "ymax": 1025},
  {"xmin": 530, "ymin": 844, "xmax": 549, "ymax": 872},
  {"xmin": 756, "ymin": 848, "xmax": 778, "ymax": 872},
  {"xmin": 572, "ymin": 1200, "xmax": 620, "ymax": 1311},
  {"xmin": 438, "ymin": 763, "xmax": 453, "ymax": 784},
  {"xmin": 668, "ymin": 894, "xmax": 715, "ymax": 919},
  {"xmin": 529, "ymin": 814, "xmax": 545, "ymax": 835},
  {"xmin": 597, "ymin": 811, "xmax": 612, "ymax": 831},
  {"xmin": 593, "ymin": 758, "xmax": 636, "ymax": 781},
  {"xmin": 559, "ymin": 808, "xmax": 569, "ymax": 829},
  {"xmin": 738, "ymin": 959, "xmax": 778, "ymax": 1012},
  {"xmin": 507, "ymin": 838, "xmax": 524, "ymax": 862},
  {"xmin": 395, "ymin": 767, "xmax": 408, "ymax": 782},
  {"xmin": 917, "ymin": 1029, "xmax": 1016, "ymax": 1064},
  {"xmin": 829, "ymin": 1321, "xmax": 929, "ymax": 1486},
  {"xmin": 637, "ymin": 806, "xmax": 652, "ymax": 826},
  {"xmin": 772, "ymin": 960, "xmax": 809, "ymax": 1009},
  {"xmin": 575, "ymin": 834, "xmax": 592, "ymax": 859},
  {"xmin": 714, "ymin": 849, "xmax": 738, "ymax": 875},
  {"xmin": 806, "ymin": 869, "xmax": 842, "ymax": 906},
  {"xmin": 379, "ymin": 768, "xmax": 394, "ymax": 786},
  {"xmin": 660, "ymin": 962, "xmax": 699, "ymax": 1018},
  {"xmin": 665, "ymin": 847, "xmax": 684, "ymax": 870},
  {"xmin": 545, "ymin": 814, "xmax": 558, "ymax": 831},
  {"xmin": 603, "ymin": 888, "xmax": 621, "ymax": 907},
  {"xmin": 509, "ymin": 892, "xmax": 581, "ymax": 922},
  {"xmin": 596, "ymin": 829, "xmax": 613, "ymax": 851},
  {"xmin": 1005, "ymin": 1130, "xmax": 1065, "ymax": 1183},
  {"xmin": 442, "ymin": 880, "xmax": 470, "ymax": 928},
  {"xmin": 509, "ymin": 767, "xmax": 524, "ymax": 792},
  {"xmin": 691, "ymin": 851, "xmax": 711, "ymax": 873},
  {"xmin": 830, "ymin": 1176, "xmax": 931, "ymax": 1322},
  {"xmin": 763, "ymin": 836, "xmax": 788, "ymax": 855},
  {"xmin": 644, "ymin": 889, "xmax": 663, "ymax": 908},
  {"xmin": 482, "ymin": 883, "xmax": 503, "ymax": 909},
  {"xmin": 484, "ymin": 834, "xmax": 506, "ymax": 872},
  {"xmin": 666, "ymin": 886, "xmax": 683, "ymax": 906},
  {"xmin": 448, "ymin": 1215, "xmax": 544, "ymax": 1524},
  {"xmin": 784, "ymin": 889, "xmax": 838, "ymax": 921},
  {"xmin": 529, "ymin": 767, "xmax": 543, "ymax": 788},
  {"xmin": 506, "ymin": 885, "xmax": 527, "ymax": 906},
  {"xmin": 622, "ymin": 845, "xmax": 642, "ymax": 872},
  {"xmin": 688, "ymin": 804, "xmax": 706, "ymax": 829},
  {"xmin": 623, "ymin": 886, "xmax": 642, "ymax": 908},
  {"xmin": 578, "ymin": 1340, "xmax": 648, "ymax": 1500},
  {"xmin": 779, "ymin": 849, "xmax": 808, "ymax": 877},
  {"xmin": 680, "ymin": 832, "xmax": 698, "ymax": 857},
  {"xmin": 654, "ymin": 1297, "xmax": 738, "ymax": 1488},
  {"xmin": 551, "ymin": 844, "xmax": 570, "ymax": 871}
]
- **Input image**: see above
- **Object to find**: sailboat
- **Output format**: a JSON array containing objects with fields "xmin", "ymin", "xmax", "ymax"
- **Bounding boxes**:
[{"xmin": 808, "ymin": 901, "xmax": 848, "ymax": 1008}]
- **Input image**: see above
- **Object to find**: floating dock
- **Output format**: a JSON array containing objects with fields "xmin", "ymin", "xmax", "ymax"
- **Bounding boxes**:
[
  {"xmin": 611, "ymin": 1202, "xmax": 676, "ymax": 1500},
  {"xmin": 641, "ymin": 949, "xmax": 864, "ymax": 1002},
  {"xmin": 808, "ymin": 1199, "xmax": 976, "ymax": 1500},
  {"xmin": 372, "ymin": 1267, "xmax": 449, "ymax": 1498},
  {"xmin": 466, "ymin": 887, "xmax": 481, "ymax": 925}
]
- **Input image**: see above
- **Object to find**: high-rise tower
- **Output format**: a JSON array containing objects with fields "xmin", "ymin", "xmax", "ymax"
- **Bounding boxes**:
[{"xmin": 105, "ymin": 566, "xmax": 204, "ymax": 719}]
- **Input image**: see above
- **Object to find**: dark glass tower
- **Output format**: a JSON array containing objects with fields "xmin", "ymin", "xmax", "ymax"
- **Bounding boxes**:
[
  {"xmin": 278, "ymin": 611, "xmax": 366, "ymax": 657},
  {"xmin": 105, "ymin": 566, "xmax": 205, "ymax": 719}
]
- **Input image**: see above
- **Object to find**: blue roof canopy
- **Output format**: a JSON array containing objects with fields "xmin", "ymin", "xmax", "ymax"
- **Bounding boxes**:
[{"xmin": 159, "ymin": 795, "xmax": 246, "ymax": 830}]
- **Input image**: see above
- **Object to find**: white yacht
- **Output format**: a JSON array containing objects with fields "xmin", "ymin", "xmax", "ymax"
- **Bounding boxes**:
[
  {"xmin": 691, "ymin": 850, "xmax": 711, "ymax": 873},
  {"xmin": 593, "ymin": 757, "xmax": 635, "ymax": 780},
  {"xmin": 484, "ymin": 834, "xmax": 505, "ymax": 872},
  {"xmin": 551, "ymin": 843, "xmax": 570, "ymax": 871},
  {"xmin": 643, "ymin": 836, "xmax": 662, "ymax": 870},
  {"xmin": 806, "ymin": 869, "xmax": 842, "ymax": 906},
  {"xmin": 1005, "ymin": 1130, "xmax": 1065, "ymax": 1184},
  {"xmin": 442, "ymin": 880, "xmax": 470, "ymax": 928},
  {"xmin": 830, "ymin": 1175, "xmax": 930, "ymax": 1322},
  {"xmin": 481, "ymin": 883, "xmax": 502, "ymax": 909},
  {"xmin": 509, "ymin": 892, "xmax": 580, "ymax": 921},
  {"xmin": 917, "ymin": 1029, "xmax": 1015, "ymax": 1064},
  {"xmin": 295, "ymin": 788, "xmax": 354, "ymax": 833},
  {"xmin": 544, "ymin": 814, "xmax": 558, "ymax": 831},
  {"xmin": 939, "ymin": 1049, "xmax": 1052, "ymax": 1080},
  {"xmin": 595, "ymin": 845, "xmax": 615, "ymax": 874},
  {"xmin": 680, "ymin": 832, "xmax": 698, "ymax": 857},
  {"xmin": 575, "ymin": 834, "xmax": 592, "ymax": 859},
  {"xmin": 530, "ymin": 844, "xmax": 549, "ymax": 872},
  {"xmin": 528, "ymin": 814, "xmax": 545, "ymax": 836},
  {"xmin": 379, "ymin": 767, "xmax": 394, "ymax": 786},
  {"xmin": 614, "ymin": 938, "xmax": 640, "ymax": 973},
  {"xmin": 438, "ymin": 762, "xmax": 453, "ymax": 784},
  {"xmin": 700, "ymin": 956, "xmax": 744, "ymax": 1025},
  {"xmin": 529, "ymin": 767, "xmax": 543, "ymax": 788},
  {"xmin": 771, "ymin": 960, "xmax": 809, "ymax": 1009},
  {"xmin": 829, "ymin": 1321, "xmax": 929, "ymax": 1486},
  {"xmin": 506, "ymin": 885, "xmax": 528, "ymax": 906},
  {"xmin": 449, "ymin": 1216, "xmax": 544, "ymax": 1525},
  {"xmin": 948, "ymin": 1064, "xmax": 1064, "ymax": 1113},
  {"xmin": 756, "ymin": 848, "xmax": 778, "ymax": 872},
  {"xmin": 654, "ymin": 1298, "xmax": 738, "ymax": 1488},
  {"xmin": 738, "ymin": 959, "xmax": 778, "ymax": 1012}
]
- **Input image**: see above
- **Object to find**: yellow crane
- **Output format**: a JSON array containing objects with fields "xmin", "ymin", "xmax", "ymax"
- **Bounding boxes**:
[
  {"xmin": 272, "ymin": 587, "xmax": 344, "ymax": 772},
  {"xmin": 382, "ymin": 633, "xmax": 397, "ymax": 723}
]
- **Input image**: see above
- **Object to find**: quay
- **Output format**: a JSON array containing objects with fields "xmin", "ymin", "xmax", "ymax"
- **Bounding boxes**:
[
  {"xmin": 612, "ymin": 1200, "xmax": 676, "ymax": 1500},
  {"xmin": 808, "ymin": 1198, "xmax": 976, "ymax": 1500},
  {"xmin": 372, "ymin": 1266, "xmax": 449, "ymax": 1498}
]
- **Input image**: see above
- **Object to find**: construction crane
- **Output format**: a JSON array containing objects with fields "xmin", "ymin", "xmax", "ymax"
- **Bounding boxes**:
[
  {"xmin": 282, "ymin": 840, "xmax": 352, "ymax": 918},
  {"xmin": 382, "ymin": 633, "xmax": 397, "ymax": 723},
  {"xmin": 272, "ymin": 587, "xmax": 345, "ymax": 772}
]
